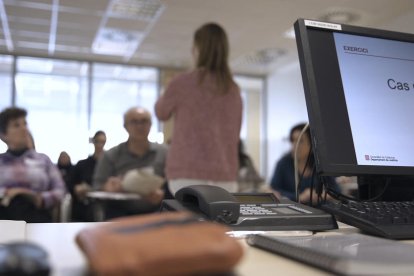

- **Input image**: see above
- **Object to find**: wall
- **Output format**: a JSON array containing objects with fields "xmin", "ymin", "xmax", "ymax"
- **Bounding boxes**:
[
  {"xmin": 243, "ymin": 84, "xmax": 262, "ymax": 172},
  {"xmin": 265, "ymin": 58, "xmax": 309, "ymax": 182}
]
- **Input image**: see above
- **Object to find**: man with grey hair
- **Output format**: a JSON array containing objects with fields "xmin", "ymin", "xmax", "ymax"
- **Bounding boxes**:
[{"xmin": 93, "ymin": 107, "xmax": 167, "ymax": 219}]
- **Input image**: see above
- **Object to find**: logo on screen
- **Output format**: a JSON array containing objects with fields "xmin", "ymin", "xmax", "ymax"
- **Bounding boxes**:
[
  {"xmin": 365, "ymin": 155, "xmax": 370, "ymax": 161},
  {"xmin": 343, "ymin": 46, "xmax": 368, "ymax": 53}
]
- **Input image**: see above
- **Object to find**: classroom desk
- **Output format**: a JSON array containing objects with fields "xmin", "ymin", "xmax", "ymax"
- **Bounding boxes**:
[{"xmin": 25, "ymin": 222, "xmax": 361, "ymax": 276}]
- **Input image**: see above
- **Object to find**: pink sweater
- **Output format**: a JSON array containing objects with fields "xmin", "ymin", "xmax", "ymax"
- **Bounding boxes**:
[{"xmin": 155, "ymin": 70, "xmax": 242, "ymax": 181}]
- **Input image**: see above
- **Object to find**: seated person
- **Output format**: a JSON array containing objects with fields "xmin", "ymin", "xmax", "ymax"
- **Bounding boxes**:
[
  {"xmin": 0, "ymin": 107, "xmax": 65, "ymax": 222},
  {"xmin": 69, "ymin": 130, "xmax": 106, "ymax": 222},
  {"xmin": 93, "ymin": 107, "xmax": 167, "ymax": 220},
  {"xmin": 270, "ymin": 123, "xmax": 339, "ymax": 204},
  {"xmin": 57, "ymin": 150, "xmax": 73, "ymax": 188}
]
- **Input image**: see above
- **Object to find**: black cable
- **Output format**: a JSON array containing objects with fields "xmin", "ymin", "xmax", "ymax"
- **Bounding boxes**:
[
  {"xmin": 324, "ymin": 176, "xmax": 391, "ymax": 204},
  {"xmin": 319, "ymin": 174, "xmax": 356, "ymax": 203},
  {"xmin": 325, "ymin": 186, "xmax": 355, "ymax": 203},
  {"xmin": 309, "ymin": 166, "xmax": 316, "ymax": 207},
  {"xmin": 317, "ymin": 171, "xmax": 328, "ymax": 206},
  {"xmin": 318, "ymin": 176, "xmax": 325, "ymax": 204},
  {"xmin": 294, "ymin": 124, "xmax": 309, "ymax": 201},
  {"xmin": 366, "ymin": 177, "xmax": 391, "ymax": 202}
]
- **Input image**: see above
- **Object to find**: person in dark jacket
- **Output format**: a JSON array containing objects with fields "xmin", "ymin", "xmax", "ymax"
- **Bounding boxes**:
[
  {"xmin": 69, "ymin": 131, "xmax": 106, "ymax": 221},
  {"xmin": 270, "ymin": 123, "xmax": 340, "ymax": 204}
]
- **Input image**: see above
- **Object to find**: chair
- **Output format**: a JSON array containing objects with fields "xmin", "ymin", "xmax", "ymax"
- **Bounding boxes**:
[{"xmin": 59, "ymin": 193, "xmax": 72, "ymax": 222}]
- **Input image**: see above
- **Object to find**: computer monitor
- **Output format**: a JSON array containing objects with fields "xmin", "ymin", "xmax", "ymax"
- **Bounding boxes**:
[{"xmin": 294, "ymin": 18, "xmax": 414, "ymax": 178}]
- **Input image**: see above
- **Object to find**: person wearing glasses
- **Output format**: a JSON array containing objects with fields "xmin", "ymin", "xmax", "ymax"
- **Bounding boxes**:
[{"xmin": 93, "ymin": 107, "xmax": 167, "ymax": 219}]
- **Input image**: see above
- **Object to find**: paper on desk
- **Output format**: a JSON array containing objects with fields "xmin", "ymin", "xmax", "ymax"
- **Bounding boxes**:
[
  {"xmin": 227, "ymin": 230, "xmax": 313, "ymax": 239},
  {"xmin": 0, "ymin": 220, "xmax": 26, "ymax": 243}
]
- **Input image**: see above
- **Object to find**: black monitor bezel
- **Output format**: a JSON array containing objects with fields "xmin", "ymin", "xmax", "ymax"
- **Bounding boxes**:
[{"xmin": 294, "ymin": 18, "xmax": 414, "ymax": 176}]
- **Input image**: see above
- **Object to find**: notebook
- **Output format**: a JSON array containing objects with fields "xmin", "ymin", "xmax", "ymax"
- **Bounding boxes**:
[
  {"xmin": 246, "ymin": 233, "xmax": 414, "ymax": 275},
  {"xmin": 121, "ymin": 167, "xmax": 164, "ymax": 196}
]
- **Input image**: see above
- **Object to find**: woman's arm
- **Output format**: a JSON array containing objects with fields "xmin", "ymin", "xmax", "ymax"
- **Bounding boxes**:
[{"xmin": 155, "ymin": 78, "xmax": 179, "ymax": 121}]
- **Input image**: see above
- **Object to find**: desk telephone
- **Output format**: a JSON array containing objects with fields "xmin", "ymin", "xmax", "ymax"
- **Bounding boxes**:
[{"xmin": 161, "ymin": 185, "xmax": 337, "ymax": 231}]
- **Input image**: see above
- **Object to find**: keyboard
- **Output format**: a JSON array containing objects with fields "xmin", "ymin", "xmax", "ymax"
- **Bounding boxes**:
[{"xmin": 321, "ymin": 201, "xmax": 414, "ymax": 239}]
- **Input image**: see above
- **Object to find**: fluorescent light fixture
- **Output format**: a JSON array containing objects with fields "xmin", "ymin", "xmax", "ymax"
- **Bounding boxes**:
[
  {"xmin": 92, "ymin": 28, "xmax": 144, "ymax": 56},
  {"xmin": 0, "ymin": 0, "xmax": 14, "ymax": 51},
  {"xmin": 235, "ymin": 48, "xmax": 286, "ymax": 66},
  {"xmin": 109, "ymin": 0, "xmax": 164, "ymax": 21},
  {"xmin": 92, "ymin": 0, "xmax": 165, "ymax": 59},
  {"xmin": 319, "ymin": 9, "xmax": 360, "ymax": 24},
  {"xmin": 48, "ymin": 0, "xmax": 59, "ymax": 54}
]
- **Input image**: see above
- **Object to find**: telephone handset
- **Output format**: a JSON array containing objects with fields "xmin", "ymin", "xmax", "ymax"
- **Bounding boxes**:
[{"xmin": 175, "ymin": 185, "xmax": 240, "ymax": 224}]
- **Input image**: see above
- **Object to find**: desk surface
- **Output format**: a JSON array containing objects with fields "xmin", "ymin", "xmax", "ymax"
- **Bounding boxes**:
[{"xmin": 24, "ymin": 222, "xmax": 362, "ymax": 276}]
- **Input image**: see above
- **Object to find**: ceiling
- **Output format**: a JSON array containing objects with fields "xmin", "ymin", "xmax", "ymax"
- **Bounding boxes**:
[{"xmin": 1, "ymin": 0, "xmax": 414, "ymax": 77}]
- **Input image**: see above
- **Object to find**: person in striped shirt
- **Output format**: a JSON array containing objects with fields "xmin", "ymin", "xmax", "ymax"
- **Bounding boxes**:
[{"xmin": 0, "ymin": 107, "xmax": 65, "ymax": 222}]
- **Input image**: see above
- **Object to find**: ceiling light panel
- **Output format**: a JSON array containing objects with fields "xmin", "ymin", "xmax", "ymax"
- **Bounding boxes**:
[
  {"xmin": 92, "ymin": 28, "xmax": 143, "ymax": 56},
  {"xmin": 234, "ymin": 48, "xmax": 286, "ymax": 66},
  {"xmin": 105, "ymin": 17, "xmax": 148, "ymax": 32},
  {"xmin": 92, "ymin": 0, "xmax": 165, "ymax": 59},
  {"xmin": 109, "ymin": 0, "xmax": 164, "ymax": 21},
  {"xmin": 318, "ymin": 7, "xmax": 362, "ymax": 24}
]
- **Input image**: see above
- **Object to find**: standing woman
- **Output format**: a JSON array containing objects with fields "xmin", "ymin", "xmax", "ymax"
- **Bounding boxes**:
[{"xmin": 155, "ymin": 22, "xmax": 242, "ymax": 195}]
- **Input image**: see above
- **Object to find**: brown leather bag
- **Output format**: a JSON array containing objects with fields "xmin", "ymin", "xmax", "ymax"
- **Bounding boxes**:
[{"xmin": 76, "ymin": 212, "xmax": 244, "ymax": 276}]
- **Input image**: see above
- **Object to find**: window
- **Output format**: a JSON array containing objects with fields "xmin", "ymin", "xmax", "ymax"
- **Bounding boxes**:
[
  {"xmin": 3, "ymin": 55, "xmax": 264, "ymax": 174},
  {"xmin": 15, "ymin": 57, "xmax": 89, "ymax": 162},
  {"xmin": 0, "ymin": 55, "xmax": 13, "ymax": 110},
  {"xmin": 91, "ymin": 64, "xmax": 160, "ymax": 149},
  {"xmin": 0, "ymin": 55, "xmax": 13, "ymax": 153},
  {"xmin": 7, "ymin": 57, "xmax": 160, "ymax": 163},
  {"xmin": 235, "ymin": 76, "xmax": 265, "ymax": 173}
]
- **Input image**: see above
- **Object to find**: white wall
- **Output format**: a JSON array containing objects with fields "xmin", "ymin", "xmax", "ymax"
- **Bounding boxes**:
[{"xmin": 265, "ymin": 58, "xmax": 309, "ymax": 182}]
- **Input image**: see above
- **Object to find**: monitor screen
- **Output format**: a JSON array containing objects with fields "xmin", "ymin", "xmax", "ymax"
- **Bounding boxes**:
[{"xmin": 294, "ymin": 19, "xmax": 414, "ymax": 176}]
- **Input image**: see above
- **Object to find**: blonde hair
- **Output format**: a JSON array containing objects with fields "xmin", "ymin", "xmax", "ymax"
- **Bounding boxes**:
[{"xmin": 194, "ymin": 22, "xmax": 235, "ymax": 94}]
